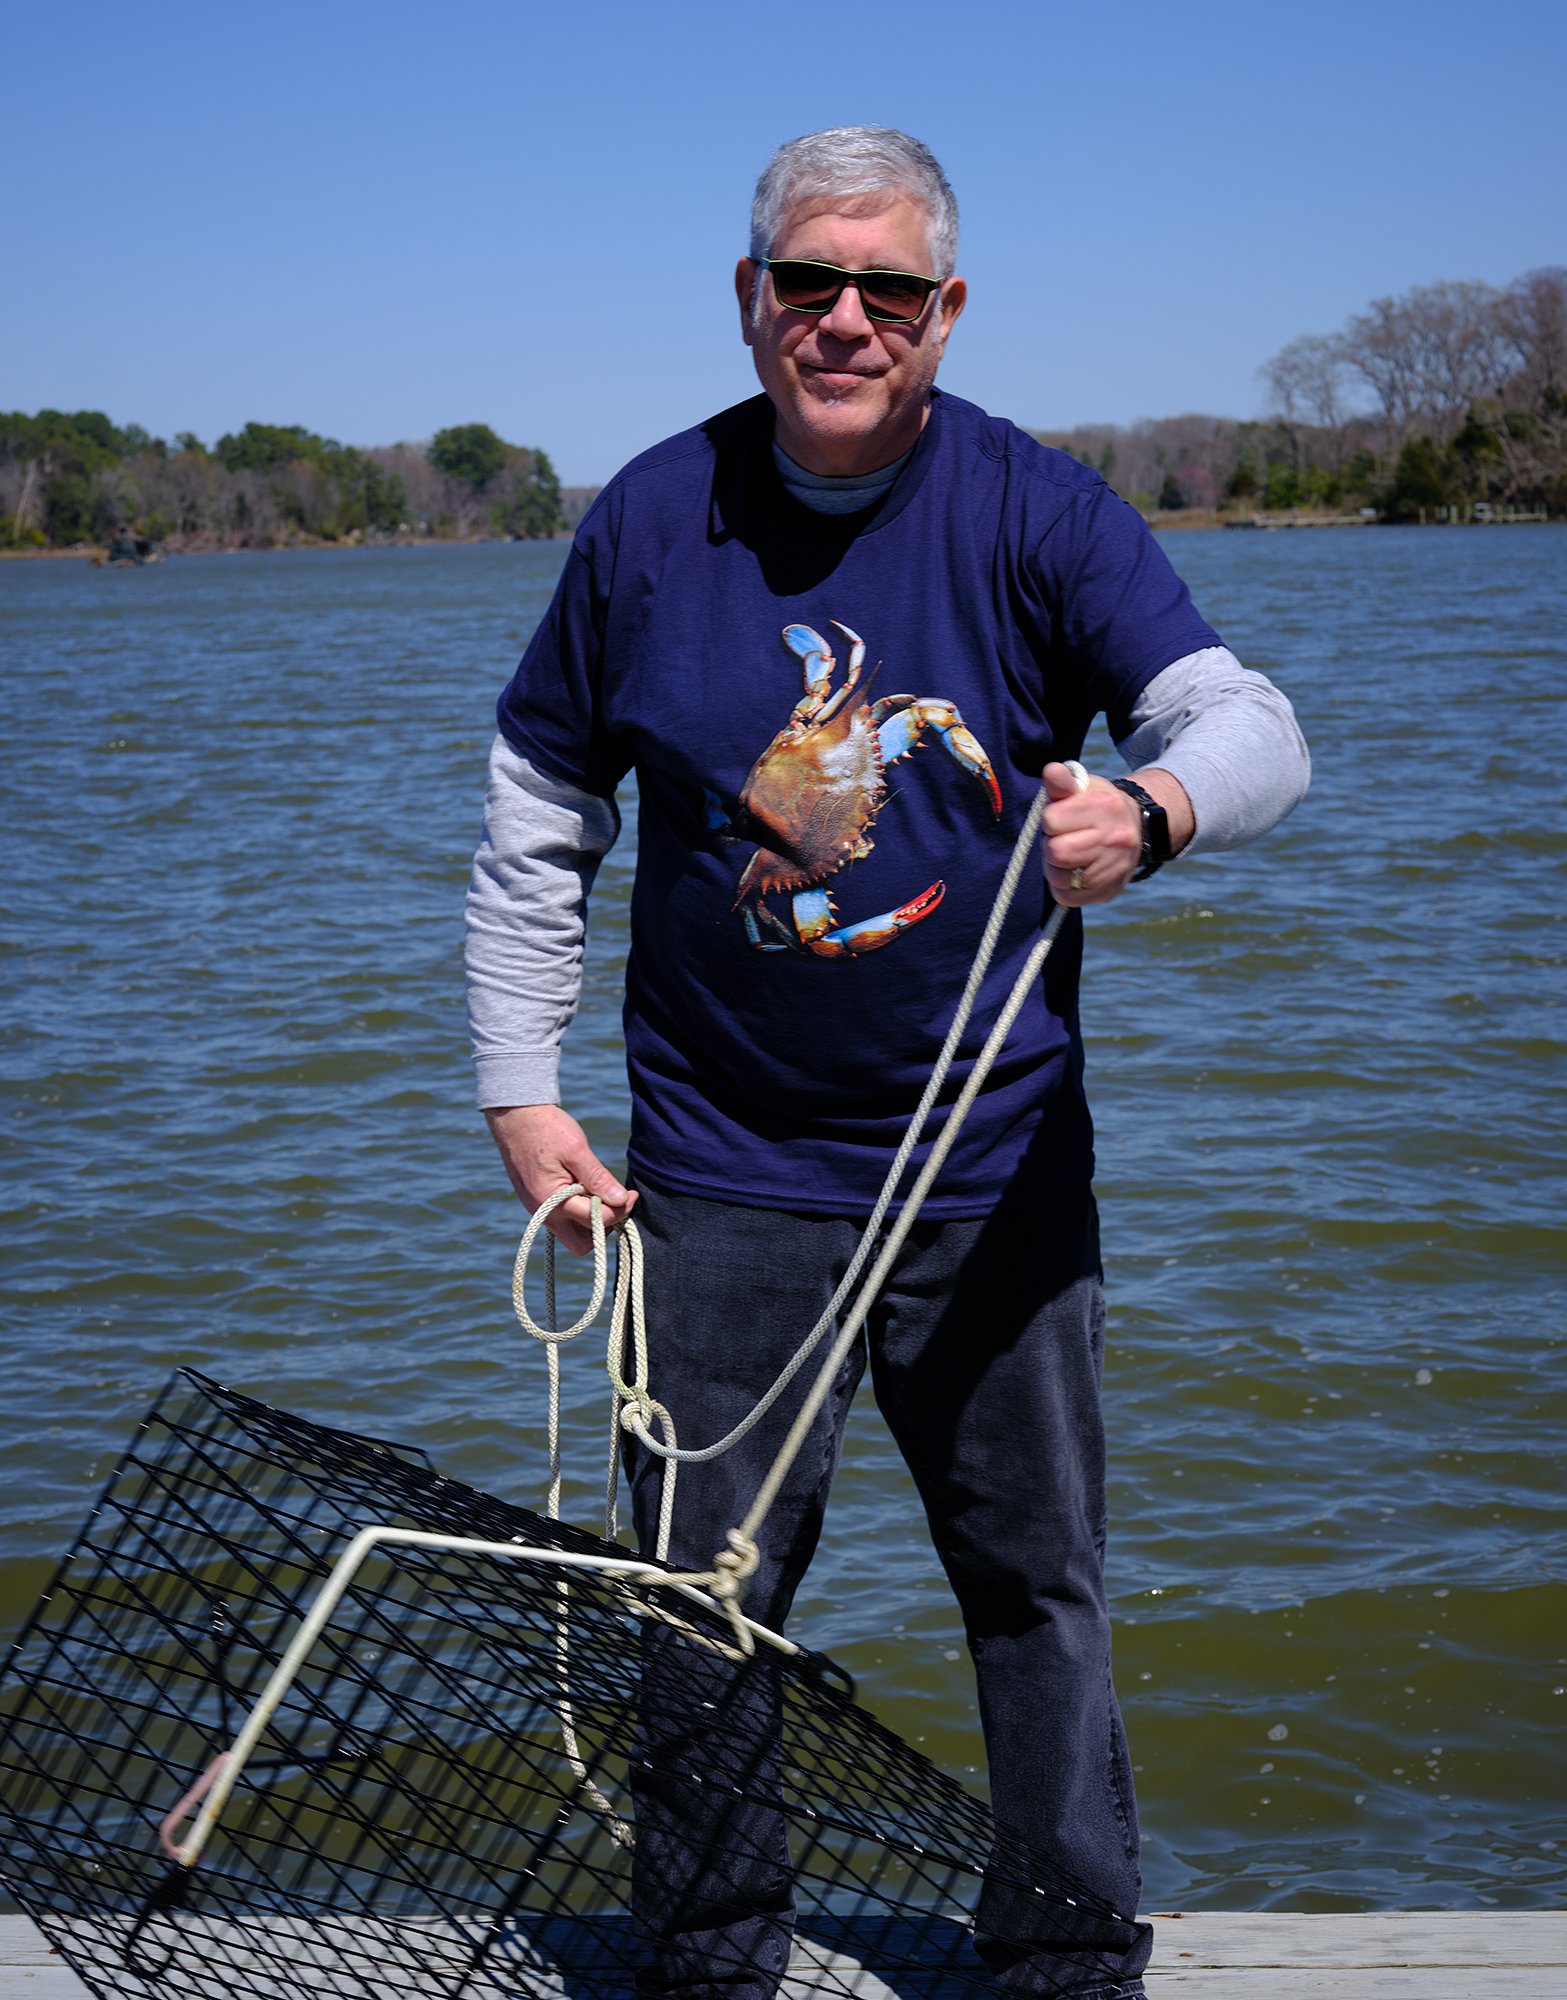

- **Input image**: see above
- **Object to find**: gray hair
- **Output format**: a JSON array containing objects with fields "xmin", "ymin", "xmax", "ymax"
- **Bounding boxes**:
[{"xmin": 749, "ymin": 126, "xmax": 959, "ymax": 278}]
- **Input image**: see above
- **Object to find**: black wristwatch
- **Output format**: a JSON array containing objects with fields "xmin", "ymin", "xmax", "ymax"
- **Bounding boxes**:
[{"xmin": 1111, "ymin": 779, "xmax": 1173, "ymax": 881}]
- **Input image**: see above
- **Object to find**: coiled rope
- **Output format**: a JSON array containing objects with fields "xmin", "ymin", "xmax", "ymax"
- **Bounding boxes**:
[{"xmin": 512, "ymin": 768, "xmax": 1087, "ymax": 1653}]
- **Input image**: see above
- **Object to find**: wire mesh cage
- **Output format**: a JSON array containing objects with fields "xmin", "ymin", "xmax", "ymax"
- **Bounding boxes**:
[{"xmin": 0, "ymin": 1371, "xmax": 1147, "ymax": 1997}]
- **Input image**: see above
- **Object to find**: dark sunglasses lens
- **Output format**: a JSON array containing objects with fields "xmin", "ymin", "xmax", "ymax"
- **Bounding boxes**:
[
  {"xmin": 859, "ymin": 273, "xmax": 933, "ymax": 321},
  {"xmin": 768, "ymin": 262, "xmax": 936, "ymax": 321},
  {"xmin": 769, "ymin": 262, "xmax": 843, "ymax": 311}
]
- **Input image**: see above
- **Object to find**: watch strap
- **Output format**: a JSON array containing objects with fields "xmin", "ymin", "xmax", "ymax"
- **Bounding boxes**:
[{"xmin": 1111, "ymin": 778, "xmax": 1172, "ymax": 880}]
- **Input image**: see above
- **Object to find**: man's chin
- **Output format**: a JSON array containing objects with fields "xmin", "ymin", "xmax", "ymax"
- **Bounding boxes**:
[
  {"xmin": 774, "ymin": 380, "xmax": 925, "ymax": 473},
  {"xmin": 791, "ymin": 387, "xmax": 885, "ymax": 437}
]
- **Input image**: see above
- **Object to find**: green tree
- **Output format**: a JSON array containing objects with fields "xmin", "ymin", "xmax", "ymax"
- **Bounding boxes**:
[
  {"xmin": 361, "ymin": 457, "xmax": 407, "ymax": 532},
  {"xmin": 1447, "ymin": 413, "xmax": 1505, "ymax": 506},
  {"xmin": 1383, "ymin": 436, "xmax": 1454, "ymax": 520},
  {"xmin": 0, "ymin": 410, "xmax": 136, "ymax": 543},
  {"xmin": 1263, "ymin": 459, "xmax": 1300, "ymax": 510},
  {"xmin": 430, "ymin": 422, "xmax": 506, "ymax": 487},
  {"xmin": 1226, "ymin": 453, "xmax": 1259, "ymax": 501},
  {"xmin": 1299, "ymin": 463, "xmax": 1342, "ymax": 506},
  {"xmin": 496, "ymin": 446, "xmax": 564, "ymax": 538},
  {"xmin": 1344, "ymin": 447, "xmax": 1379, "ymax": 499},
  {"xmin": 1, "ymin": 409, "xmax": 130, "ymax": 472},
  {"xmin": 1, "ymin": 405, "xmax": 570, "ymax": 548},
  {"xmin": 45, "ymin": 474, "xmax": 93, "ymax": 543},
  {"xmin": 121, "ymin": 424, "xmax": 167, "ymax": 458},
  {"xmin": 215, "ymin": 422, "xmax": 331, "ymax": 473}
]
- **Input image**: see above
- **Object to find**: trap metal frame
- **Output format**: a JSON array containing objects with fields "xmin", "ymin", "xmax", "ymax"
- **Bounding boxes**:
[{"xmin": 0, "ymin": 1370, "xmax": 1147, "ymax": 1997}]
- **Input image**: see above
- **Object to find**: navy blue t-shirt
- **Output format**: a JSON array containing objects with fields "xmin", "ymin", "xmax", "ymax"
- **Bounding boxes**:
[{"xmin": 496, "ymin": 390, "xmax": 1221, "ymax": 1218}]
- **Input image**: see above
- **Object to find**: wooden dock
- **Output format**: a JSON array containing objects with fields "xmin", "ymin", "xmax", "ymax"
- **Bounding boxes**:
[
  {"xmin": 2, "ymin": 1910, "xmax": 1563, "ymax": 1996},
  {"xmin": 1140, "ymin": 1911, "xmax": 1565, "ymax": 1993}
]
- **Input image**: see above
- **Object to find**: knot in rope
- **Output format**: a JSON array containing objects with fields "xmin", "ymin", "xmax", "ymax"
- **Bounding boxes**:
[
  {"xmin": 691, "ymin": 1531, "xmax": 762, "ymax": 1654},
  {"xmin": 709, "ymin": 1530, "xmax": 760, "ymax": 1601}
]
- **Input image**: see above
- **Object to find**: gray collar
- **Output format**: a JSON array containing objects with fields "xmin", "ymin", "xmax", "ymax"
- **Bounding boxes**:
[{"xmin": 772, "ymin": 442, "xmax": 912, "ymax": 515}]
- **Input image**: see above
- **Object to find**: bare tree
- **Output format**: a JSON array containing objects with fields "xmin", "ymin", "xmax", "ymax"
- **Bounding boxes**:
[
  {"xmin": 1338, "ymin": 282, "xmax": 1510, "ymax": 447},
  {"xmin": 149, "ymin": 448, "xmax": 230, "ymax": 537},
  {"xmin": 3, "ymin": 457, "xmax": 40, "ymax": 537},
  {"xmin": 228, "ymin": 468, "xmax": 283, "ymax": 547},
  {"xmin": 1499, "ymin": 266, "xmax": 1567, "ymax": 403},
  {"xmin": 88, "ymin": 463, "xmax": 139, "ymax": 539},
  {"xmin": 1404, "ymin": 281, "xmax": 1507, "ymax": 440},
  {"xmin": 1482, "ymin": 267, "xmax": 1567, "ymax": 506},
  {"xmin": 1339, "ymin": 295, "xmax": 1424, "ymax": 447},
  {"xmin": 1262, "ymin": 334, "xmax": 1349, "ymax": 432},
  {"xmin": 1260, "ymin": 340, "xmax": 1312, "ymax": 470},
  {"xmin": 372, "ymin": 445, "xmax": 452, "ymax": 534}
]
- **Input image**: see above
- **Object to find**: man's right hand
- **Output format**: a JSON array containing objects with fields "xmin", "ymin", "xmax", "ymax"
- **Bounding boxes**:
[{"xmin": 483, "ymin": 1104, "xmax": 638, "ymax": 1255}]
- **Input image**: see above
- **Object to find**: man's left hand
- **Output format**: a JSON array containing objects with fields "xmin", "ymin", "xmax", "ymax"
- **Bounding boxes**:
[{"xmin": 1041, "ymin": 761, "xmax": 1194, "ymax": 907}]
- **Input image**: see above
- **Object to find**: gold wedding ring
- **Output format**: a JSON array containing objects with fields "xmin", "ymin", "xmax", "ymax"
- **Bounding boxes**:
[{"xmin": 1070, "ymin": 867, "xmax": 1086, "ymax": 890}]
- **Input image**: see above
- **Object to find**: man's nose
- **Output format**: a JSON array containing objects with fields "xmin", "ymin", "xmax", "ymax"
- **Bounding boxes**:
[{"xmin": 818, "ymin": 279, "xmax": 873, "ymax": 339}]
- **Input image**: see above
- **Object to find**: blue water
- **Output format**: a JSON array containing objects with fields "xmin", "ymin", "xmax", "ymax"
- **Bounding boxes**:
[{"xmin": 1, "ymin": 528, "xmax": 1563, "ymax": 1910}]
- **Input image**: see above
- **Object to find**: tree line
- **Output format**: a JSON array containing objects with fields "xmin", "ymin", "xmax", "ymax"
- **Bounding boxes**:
[
  {"xmin": 0, "ymin": 414, "xmax": 572, "ymax": 550},
  {"xmin": 9, "ymin": 267, "xmax": 1562, "ymax": 552},
  {"xmin": 1035, "ymin": 265, "xmax": 1565, "ymax": 522}
]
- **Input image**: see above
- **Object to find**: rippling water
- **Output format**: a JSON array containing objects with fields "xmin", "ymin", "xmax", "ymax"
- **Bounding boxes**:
[{"xmin": 2, "ymin": 529, "xmax": 1563, "ymax": 1912}]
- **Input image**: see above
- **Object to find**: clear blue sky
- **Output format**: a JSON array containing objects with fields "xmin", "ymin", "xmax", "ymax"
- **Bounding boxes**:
[{"xmin": 6, "ymin": 0, "xmax": 1563, "ymax": 486}]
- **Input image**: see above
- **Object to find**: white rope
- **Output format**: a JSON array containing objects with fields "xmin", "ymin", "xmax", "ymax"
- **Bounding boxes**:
[
  {"xmin": 625, "ymin": 781, "xmax": 1057, "ymax": 1471},
  {"xmin": 513, "ymin": 1190, "xmax": 643, "ymax": 1838},
  {"xmin": 549, "ymin": 1571, "xmax": 634, "ymax": 1846},
  {"xmin": 154, "ymin": 780, "xmax": 1094, "ymax": 1875},
  {"xmin": 511, "ymin": 767, "xmax": 1089, "ymax": 1647}
]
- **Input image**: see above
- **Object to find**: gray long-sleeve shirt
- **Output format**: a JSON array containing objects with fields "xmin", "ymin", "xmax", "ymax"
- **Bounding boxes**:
[{"xmin": 465, "ymin": 644, "xmax": 1309, "ymax": 1109}]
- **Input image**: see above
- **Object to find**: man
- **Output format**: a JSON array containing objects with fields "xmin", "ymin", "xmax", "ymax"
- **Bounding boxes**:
[{"xmin": 467, "ymin": 127, "xmax": 1308, "ymax": 1998}]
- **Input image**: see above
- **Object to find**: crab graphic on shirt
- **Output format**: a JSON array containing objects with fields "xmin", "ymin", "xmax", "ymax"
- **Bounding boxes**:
[{"xmin": 709, "ymin": 619, "xmax": 1002, "ymax": 957}]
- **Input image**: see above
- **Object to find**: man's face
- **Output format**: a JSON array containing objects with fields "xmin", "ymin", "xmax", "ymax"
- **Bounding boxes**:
[{"xmin": 735, "ymin": 190, "xmax": 966, "ymax": 478}]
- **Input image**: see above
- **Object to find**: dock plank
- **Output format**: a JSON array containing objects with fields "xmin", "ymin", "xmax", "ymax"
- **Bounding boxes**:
[
  {"xmin": 2, "ymin": 1910, "xmax": 1564, "ymax": 1997},
  {"xmin": 1146, "ymin": 1977, "xmax": 1562, "ymax": 1998},
  {"xmin": 1145, "ymin": 1910, "xmax": 1567, "ymax": 1966}
]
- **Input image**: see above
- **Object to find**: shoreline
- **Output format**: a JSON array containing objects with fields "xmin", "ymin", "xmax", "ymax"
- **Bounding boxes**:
[
  {"xmin": 1147, "ymin": 507, "xmax": 1559, "ymax": 532},
  {"xmin": 4, "ymin": 514, "xmax": 1558, "ymax": 562},
  {"xmin": 0, "ymin": 531, "xmax": 573, "ymax": 564}
]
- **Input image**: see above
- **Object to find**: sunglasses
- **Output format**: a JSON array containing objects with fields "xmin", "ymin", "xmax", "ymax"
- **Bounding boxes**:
[{"xmin": 761, "ymin": 258, "xmax": 942, "ymax": 325}]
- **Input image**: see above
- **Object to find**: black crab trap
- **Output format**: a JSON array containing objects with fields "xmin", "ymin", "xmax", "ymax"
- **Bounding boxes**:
[{"xmin": 0, "ymin": 1371, "xmax": 1146, "ymax": 1997}]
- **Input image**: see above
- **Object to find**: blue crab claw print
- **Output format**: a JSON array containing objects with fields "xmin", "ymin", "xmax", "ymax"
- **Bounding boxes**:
[{"xmin": 730, "ymin": 620, "xmax": 1002, "ymax": 957}]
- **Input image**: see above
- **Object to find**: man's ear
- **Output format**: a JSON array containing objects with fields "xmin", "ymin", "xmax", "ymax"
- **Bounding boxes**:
[
  {"xmin": 735, "ymin": 258, "xmax": 757, "ymax": 347},
  {"xmin": 937, "ymin": 276, "xmax": 967, "ymax": 345}
]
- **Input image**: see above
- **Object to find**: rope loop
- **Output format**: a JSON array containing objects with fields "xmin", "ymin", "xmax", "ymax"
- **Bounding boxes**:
[{"xmin": 511, "ymin": 1184, "xmax": 613, "ymax": 1343}]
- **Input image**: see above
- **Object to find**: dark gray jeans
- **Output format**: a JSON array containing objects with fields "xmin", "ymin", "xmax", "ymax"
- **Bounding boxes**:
[{"xmin": 621, "ymin": 1178, "xmax": 1149, "ymax": 2000}]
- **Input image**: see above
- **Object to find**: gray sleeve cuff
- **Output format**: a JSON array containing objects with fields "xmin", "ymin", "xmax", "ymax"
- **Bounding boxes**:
[
  {"xmin": 473, "ymin": 1047, "xmax": 562, "ymax": 1111},
  {"xmin": 464, "ymin": 737, "xmax": 620, "ymax": 1110},
  {"xmin": 1116, "ymin": 646, "xmax": 1311, "ymax": 856}
]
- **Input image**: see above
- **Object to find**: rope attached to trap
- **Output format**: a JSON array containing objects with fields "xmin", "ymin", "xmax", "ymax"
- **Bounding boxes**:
[
  {"xmin": 134, "ymin": 768, "xmax": 1153, "ymax": 1961},
  {"xmin": 512, "ymin": 769, "xmax": 1088, "ymax": 1652}
]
